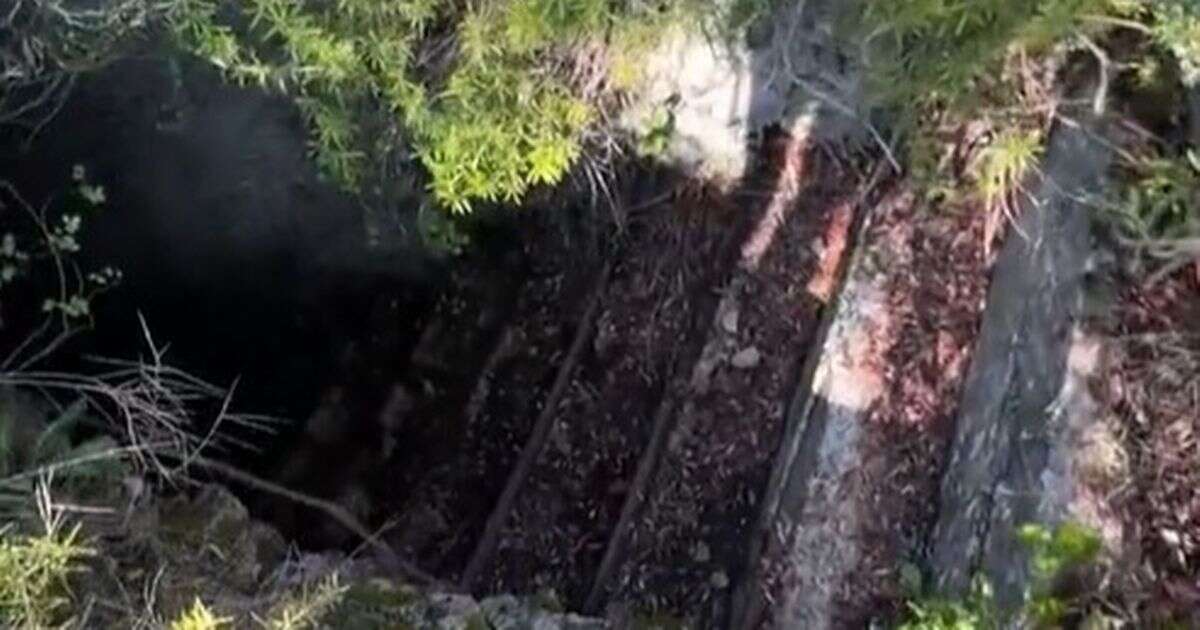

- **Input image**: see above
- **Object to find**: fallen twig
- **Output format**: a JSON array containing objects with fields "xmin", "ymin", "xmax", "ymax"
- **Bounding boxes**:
[{"xmin": 176, "ymin": 454, "xmax": 440, "ymax": 588}]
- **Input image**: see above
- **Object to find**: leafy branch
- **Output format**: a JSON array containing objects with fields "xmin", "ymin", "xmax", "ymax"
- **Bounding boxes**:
[{"xmin": 0, "ymin": 170, "xmax": 120, "ymax": 372}]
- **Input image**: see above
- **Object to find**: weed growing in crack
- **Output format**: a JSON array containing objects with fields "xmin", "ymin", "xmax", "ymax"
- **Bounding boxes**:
[
  {"xmin": 975, "ymin": 129, "xmax": 1043, "ymax": 255},
  {"xmin": 900, "ymin": 522, "xmax": 1104, "ymax": 629},
  {"xmin": 0, "ymin": 480, "xmax": 93, "ymax": 629}
]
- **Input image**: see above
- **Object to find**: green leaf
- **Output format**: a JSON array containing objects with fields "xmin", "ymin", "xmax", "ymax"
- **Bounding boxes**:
[
  {"xmin": 1051, "ymin": 521, "xmax": 1102, "ymax": 565},
  {"xmin": 1017, "ymin": 523, "xmax": 1053, "ymax": 550}
]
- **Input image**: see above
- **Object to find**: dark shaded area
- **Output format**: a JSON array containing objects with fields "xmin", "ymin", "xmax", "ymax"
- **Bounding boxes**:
[
  {"xmin": 3, "ymin": 7, "xmax": 869, "ymax": 626},
  {"xmin": 0, "ymin": 53, "xmax": 448, "ymax": 470},
  {"xmin": 0, "ymin": 47, "xmax": 579, "ymax": 561}
]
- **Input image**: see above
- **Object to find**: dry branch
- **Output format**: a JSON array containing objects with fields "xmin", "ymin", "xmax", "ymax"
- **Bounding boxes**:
[
  {"xmin": 175, "ymin": 454, "xmax": 440, "ymax": 588},
  {"xmin": 1, "ymin": 314, "xmax": 282, "ymax": 482}
]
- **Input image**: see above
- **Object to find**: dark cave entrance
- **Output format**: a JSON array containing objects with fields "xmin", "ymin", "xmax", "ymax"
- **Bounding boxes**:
[{"xmin": 0, "ymin": 54, "xmax": 536, "ymax": 552}]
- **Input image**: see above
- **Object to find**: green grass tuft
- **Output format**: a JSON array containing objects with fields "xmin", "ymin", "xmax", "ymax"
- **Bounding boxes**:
[{"xmin": 0, "ymin": 490, "xmax": 93, "ymax": 629}]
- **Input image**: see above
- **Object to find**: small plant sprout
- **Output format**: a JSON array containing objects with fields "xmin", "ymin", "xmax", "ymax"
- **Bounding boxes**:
[
  {"xmin": 256, "ymin": 573, "xmax": 346, "ymax": 630},
  {"xmin": 976, "ymin": 129, "xmax": 1043, "ymax": 255},
  {"xmin": 0, "ymin": 476, "xmax": 94, "ymax": 628},
  {"xmin": 899, "ymin": 575, "xmax": 996, "ymax": 630},
  {"xmin": 170, "ymin": 599, "xmax": 233, "ymax": 630},
  {"xmin": 1017, "ymin": 522, "xmax": 1103, "ymax": 626},
  {"xmin": 901, "ymin": 522, "xmax": 1103, "ymax": 629},
  {"xmin": 636, "ymin": 106, "xmax": 676, "ymax": 159}
]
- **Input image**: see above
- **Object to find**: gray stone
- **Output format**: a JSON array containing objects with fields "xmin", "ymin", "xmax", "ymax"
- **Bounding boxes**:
[
  {"xmin": 720, "ymin": 307, "xmax": 740, "ymax": 335},
  {"xmin": 620, "ymin": 0, "xmax": 866, "ymax": 181},
  {"xmin": 731, "ymin": 346, "xmax": 762, "ymax": 369}
]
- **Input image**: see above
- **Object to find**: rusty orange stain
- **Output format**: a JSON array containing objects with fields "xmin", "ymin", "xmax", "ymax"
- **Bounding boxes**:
[
  {"xmin": 807, "ymin": 199, "xmax": 855, "ymax": 303},
  {"xmin": 740, "ymin": 134, "xmax": 809, "ymax": 268}
]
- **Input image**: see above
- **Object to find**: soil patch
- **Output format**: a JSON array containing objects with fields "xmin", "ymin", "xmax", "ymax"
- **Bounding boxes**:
[
  {"xmin": 1106, "ymin": 265, "xmax": 1200, "ymax": 625},
  {"xmin": 610, "ymin": 144, "xmax": 850, "ymax": 624},
  {"xmin": 474, "ymin": 177, "xmax": 748, "ymax": 606},
  {"xmin": 835, "ymin": 191, "xmax": 990, "ymax": 625}
]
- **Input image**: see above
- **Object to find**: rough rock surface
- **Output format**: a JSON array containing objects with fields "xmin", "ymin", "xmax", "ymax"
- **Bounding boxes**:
[
  {"xmin": 325, "ymin": 579, "xmax": 606, "ymax": 630},
  {"xmin": 622, "ymin": 0, "xmax": 865, "ymax": 181},
  {"xmin": 65, "ymin": 479, "xmax": 604, "ymax": 628},
  {"xmin": 729, "ymin": 187, "xmax": 903, "ymax": 630},
  {"xmin": 1189, "ymin": 85, "xmax": 1200, "ymax": 146},
  {"xmin": 155, "ymin": 484, "xmax": 290, "ymax": 593},
  {"xmin": 928, "ymin": 118, "xmax": 1122, "ymax": 612}
]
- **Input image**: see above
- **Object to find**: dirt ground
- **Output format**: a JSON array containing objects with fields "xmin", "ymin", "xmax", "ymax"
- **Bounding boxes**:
[
  {"xmin": 727, "ymin": 173, "xmax": 991, "ymax": 628},
  {"xmin": 1106, "ymin": 263, "xmax": 1200, "ymax": 626},
  {"xmin": 465, "ymin": 139, "xmax": 809, "ymax": 610},
  {"xmin": 377, "ymin": 218, "xmax": 595, "ymax": 576},
  {"xmin": 371, "ymin": 129, "xmax": 869, "ymax": 623},
  {"xmin": 833, "ymin": 187, "xmax": 990, "ymax": 624},
  {"xmin": 608, "ymin": 143, "xmax": 850, "ymax": 622},
  {"xmin": 481, "ymin": 190, "xmax": 738, "ymax": 604},
  {"xmin": 316, "ymin": 129, "xmax": 1007, "ymax": 627},
  {"xmin": 266, "ymin": 123, "xmax": 1196, "ymax": 628}
]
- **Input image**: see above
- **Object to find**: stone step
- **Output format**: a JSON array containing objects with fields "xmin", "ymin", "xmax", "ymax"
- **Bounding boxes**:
[
  {"xmin": 732, "ymin": 153, "xmax": 994, "ymax": 628},
  {"xmin": 731, "ymin": 183, "xmax": 915, "ymax": 629},
  {"xmin": 595, "ymin": 136, "xmax": 855, "ymax": 624}
]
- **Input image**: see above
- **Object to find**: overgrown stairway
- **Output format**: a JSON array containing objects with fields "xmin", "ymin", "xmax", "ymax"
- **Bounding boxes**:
[
  {"xmin": 437, "ymin": 129, "xmax": 862, "ymax": 620},
  {"xmin": 282, "ymin": 110, "xmax": 1125, "ymax": 630}
]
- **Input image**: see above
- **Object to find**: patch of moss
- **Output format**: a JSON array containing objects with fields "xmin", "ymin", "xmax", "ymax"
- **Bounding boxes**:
[
  {"xmin": 530, "ymin": 589, "xmax": 565, "ymax": 614},
  {"xmin": 158, "ymin": 487, "xmax": 247, "ymax": 550},
  {"xmin": 464, "ymin": 611, "xmax": 490, "ymax": 630},
  {"xmin": 633, "ymin": 611, "xmax": 688, "ymax": 630},
  {"xmin": 157, "ymin": 499, "xmax": 214, "ymax": 549},
  {"xmin": 328, "ymin": 579, "xmax": 423, "ymax": 630},
  {"xmin": 343, "ymin": 579, "xmax": 420, "ymax": 609}
]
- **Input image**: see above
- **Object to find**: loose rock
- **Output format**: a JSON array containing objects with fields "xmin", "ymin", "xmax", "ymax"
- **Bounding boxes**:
[{"xmin": 731, "ymin": 347, "xmax": 762, "ymax": 369}]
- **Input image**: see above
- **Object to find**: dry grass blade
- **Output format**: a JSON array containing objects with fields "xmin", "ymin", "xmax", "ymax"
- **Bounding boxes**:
[
  {"xmin": 1140, "ymin": 238, "xmax": 1200, "ymax": 285},
  {"xmin": 975, "ymin": 129, "xmax": 1042, "ymax": 256},
  {"xmin": 1, "ymin": 316, "xmax": 282, "ymax": 482},
  {"xmin": 0, "ymin": 473, "xmax": 95, "ymax": 629}
]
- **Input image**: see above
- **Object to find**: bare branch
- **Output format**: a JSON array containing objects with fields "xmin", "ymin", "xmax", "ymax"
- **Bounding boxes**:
[
  {"xmin": 1, "ymin": 320, "xmax": 281, "ymax": 482},
  {"xmin": 0, "ymin": 180, "xmax": 91, "ymax": 371}
]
